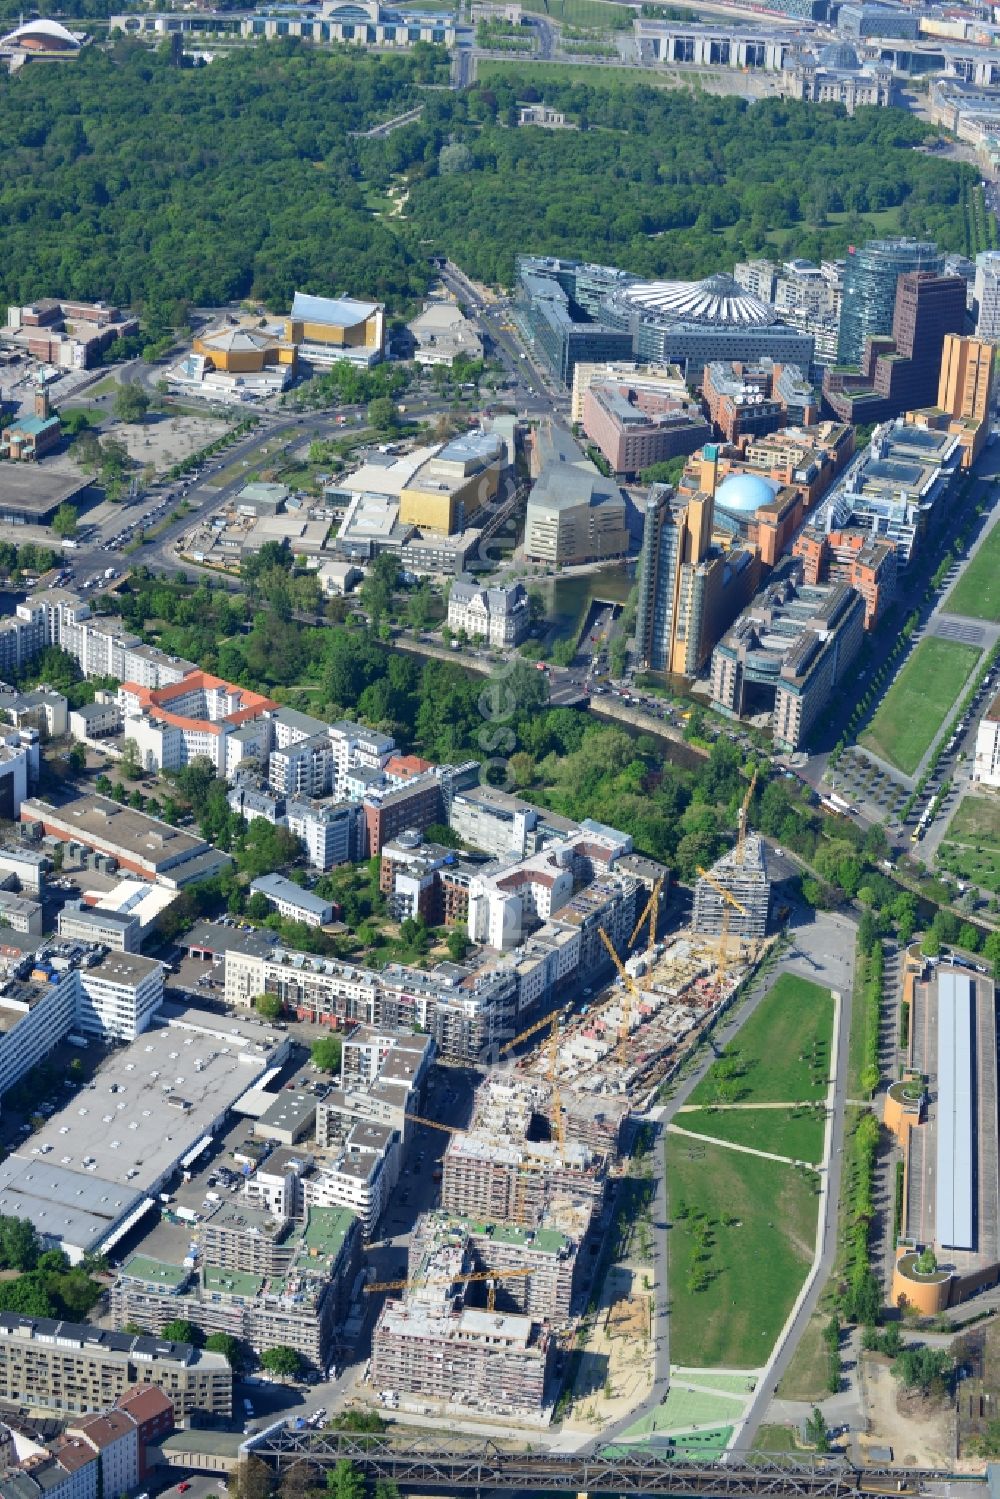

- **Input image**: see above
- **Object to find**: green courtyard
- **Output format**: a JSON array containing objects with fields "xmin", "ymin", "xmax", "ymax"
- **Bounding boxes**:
[
  {"xmin": 860, "ymin": 636, "xmax": 982, "ymax": 776},
  {"xmin": 944, "ymin": 520, "xmax": 1000, "ymax": 622},
  {"xmin": 937, "ymin": 792, "xmax": 1000, "ymax": 896}
]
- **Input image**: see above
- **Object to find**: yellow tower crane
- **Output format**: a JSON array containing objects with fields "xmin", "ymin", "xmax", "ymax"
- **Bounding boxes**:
[
  {"xmin": 598, "ymin": 925, "xmax": 642, "ymax": 1066},
  {"xmin": 628, "ymin": 875, "xmax": 665, "ymax": 955},
  {"xmin": 696, "ymin": 865, "xmax": 748, "ymax": 989},
  {"xmin": 735, "ymin": 767, "xmax": 758, "ymax": 866},
  {"xmin": 363, "ymin": 1265, "xmax": 537, "ymax": 1313}
]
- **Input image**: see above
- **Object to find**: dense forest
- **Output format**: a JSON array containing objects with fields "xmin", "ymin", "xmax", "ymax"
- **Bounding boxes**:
[{"xmin": 0, "ymin": 40, "xmax": 977, "ymax": 313}]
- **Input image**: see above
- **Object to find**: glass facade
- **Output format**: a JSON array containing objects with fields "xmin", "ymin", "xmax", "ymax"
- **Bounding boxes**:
[{"xmin": 837, "ymin": 237, "xmax": 943, "ymax": 365}]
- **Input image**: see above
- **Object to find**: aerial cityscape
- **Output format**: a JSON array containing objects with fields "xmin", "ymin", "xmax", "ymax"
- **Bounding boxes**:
[{"xmin": 0, "ymin": 4, "xmax": 998, "ymax": 1499}]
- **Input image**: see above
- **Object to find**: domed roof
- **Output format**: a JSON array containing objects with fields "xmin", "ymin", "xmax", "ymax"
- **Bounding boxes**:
[
  {"xmin": 716, "ymin": 472, "xmax": 781, "ymax": 515},
  {"xmin": 616, "ymin": 272, "xmax": 778, "ymax": 328},
  {"xmin": 818, "ymin": 40, "xmax": 861, "ymax": 69}
]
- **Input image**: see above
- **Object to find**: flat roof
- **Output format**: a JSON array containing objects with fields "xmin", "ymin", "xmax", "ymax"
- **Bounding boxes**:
[
  {"xmin": 21, "ymin": 794, "xmax": 208, "ymax": 871},
  {"xmin": 250, "ymin": 874, "xmax": 332, "ymax": 919},
  {"xmin": 936, "ymin": 968, "xmax": 975, "ymax": 1251},
  {"xmin": 0, "ymin": 1002, "xmax": 286, "ymax": 1253},
  {"xmin": 0, "ymin": 462, "xmax": 89, "ymax": 521}
]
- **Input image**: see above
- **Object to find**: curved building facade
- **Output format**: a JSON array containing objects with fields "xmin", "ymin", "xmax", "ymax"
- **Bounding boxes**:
[{"xmin": 837, "ymin": 238, "xmax": 943, "ymax": 365}]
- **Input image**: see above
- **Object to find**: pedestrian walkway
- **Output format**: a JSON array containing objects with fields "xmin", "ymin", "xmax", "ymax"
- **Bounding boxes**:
[
  {"xmin": 676, "ymin": 1102, "xmax": 804, "ymax": 1112},
  {"xmin": 666, "ymin": 1122, "xmax": 819, "ymax": 1171}
]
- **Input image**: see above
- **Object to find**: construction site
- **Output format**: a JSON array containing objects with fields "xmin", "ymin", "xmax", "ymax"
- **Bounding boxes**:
[{"xmin": 353, "ymin": 776, "xmax": 775, "ymax": 1425}]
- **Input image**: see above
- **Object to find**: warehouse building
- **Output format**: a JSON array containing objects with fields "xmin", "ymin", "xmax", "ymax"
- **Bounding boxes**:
[{"xmin": 20, "ymin": 794, "xmax": 232, "ymax": 887}]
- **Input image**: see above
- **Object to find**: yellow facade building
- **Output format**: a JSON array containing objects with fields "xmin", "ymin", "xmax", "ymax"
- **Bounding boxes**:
[
  {"xmin": 286, "ymin": 291, "xmax": 385, "ymax": 368},
  {"xmin": 193, "ymin": 324, "xmax": 297, "ymax": 377},
  {"xmin": 399, "ymin": 431, "xmax": 504, "ymax": 534}
]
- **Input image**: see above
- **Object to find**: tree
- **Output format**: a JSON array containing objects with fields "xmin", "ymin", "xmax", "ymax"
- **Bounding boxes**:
[
  {"xmin": 114, "ymin": 382, "xmax": 150, "ymax": 424},
  {"xmin": 439, "ymin": 142, "xmax": 473, "ymax": 174},
  {"xmin": 120, "ymin": 738, "xmax": 142, "ymax": 779},
  {"xmin": 95, "ymin": 773, "xmax": 112, "ymax": 796},
  {"xmin": 446, "ymin": 925, "xmax": 471, "ymax": 963},
  {"xmin": 205, "ymin": 1331, "xmax": 243, "ymax": 1367},
  {"xmin": 68, "ymin": 742, "xmax": 87, "ymax": 773},
  {"xmin": 893, "ymin": 1346, "xmax": 952, "ymax": 1396},
  {"xmin": 327, "ymin": 1462, "xmax": 365, "ymax": 1499},
  {"xmin": 367, "ymin": 397, "xmax": 398, "ymax": 433},
  {"xmin": 805, "ymin": 1407, "xmax": 829, "ymax": 1453},
  {"xmin": 162, "ymin": 1318, "xmax": 201, "ymax": 1344},
  {"xmin": 311, "ymin": 1035, "xmax": 343, "ymax": 1074},
  {"xmin": 52, "ymin": 504, "xmax": 78, "ymax": 539},
  {"xmin": 254, "ymin": 992, "xmax": 283, "ymax": 1021},
  {"xmin": 0, "ymin": 1214, "xmax": 39, "ymax": 1271},
  {"xmin": 232, "ymin": 1458, "xmax": 275, "ymax": 1499},
  {"xmin": 260, "ymin": 1345, "xmax": 304, "ymax": 1378}
]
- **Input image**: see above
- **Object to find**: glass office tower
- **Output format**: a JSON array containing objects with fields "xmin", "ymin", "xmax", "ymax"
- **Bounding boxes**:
[{"xmin": 837, "ymin": 238, "xmax": 943, "ymax": 365}]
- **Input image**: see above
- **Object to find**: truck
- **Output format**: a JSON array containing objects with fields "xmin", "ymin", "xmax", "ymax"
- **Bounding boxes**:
[
  {"xmin": 176, "ymin": 1206, "xmax": 199, "ymax": 1224},
  {"xmin": 104, "ymin": 567, "xmax": 115, "ymax": 580},
  {"xmin": 61, "ymin": 538, "xmax": 79, "ymax": 550}
]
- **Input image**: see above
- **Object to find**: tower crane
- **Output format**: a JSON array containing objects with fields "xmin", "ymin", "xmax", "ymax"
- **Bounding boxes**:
[
  {"xmin": 363, "ymin": 1265, "xmax": 536, "ymax": 1312},
  {"xmin": 598, "ymin": 926, "xmax": 642, "ymax": 1066},
  {"xmin": 696, "ymin": 865, "xmax": 748, "ymax": 990},
  {"xmin": 735, "ymin": 767, "xmax": 758, "ymax": 865},
  {"xmin": 628, "ymin": 875, "xmax": 665, "ymax": 955}
]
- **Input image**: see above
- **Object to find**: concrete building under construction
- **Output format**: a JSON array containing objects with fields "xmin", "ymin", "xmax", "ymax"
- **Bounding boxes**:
[
  {"xmin": 691, "ymin": 835, "xmax": 771, "ymax": 942},
  {"xmin": 407, "ymin": 1211, "xmax": 582, "ymax": 1322}
]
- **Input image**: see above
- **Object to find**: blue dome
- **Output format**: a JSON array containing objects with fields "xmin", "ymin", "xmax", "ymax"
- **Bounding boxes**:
[{"xmin": 715, "ymin": 473, "xmax": 780, "ymax": 515}]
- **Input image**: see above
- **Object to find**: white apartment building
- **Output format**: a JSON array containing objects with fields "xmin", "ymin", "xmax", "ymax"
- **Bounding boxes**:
[
  {"xmin": 268, "ymin": 733, "xmax": 335, "ymax": 798},
  {"xmin": 67, "ymin": 1413, "xmax": 138, "ymax": 1499},
  {"xmin": 249, "ymin": 875, "xmax": 334, "ymax": 929},
  {"xmin": 467, "ymin": 846, "xmax": 576, "ymax": 950},
  {"xmin": 285, "ymin": 799, "xmax": 359, "ymax": 870},
  {"xmin": 303, "ymin": 1120, "xmax": 401, "ymax": 1239},
  {"xmin": 974, "ymin": 693, "xmax": 1000, "ymax": 785},
  {"xmin": 0, "ymin": 728, "xmax": 39, "ymax": 821},
  {"xmin": 447, "ymin": 580, "xmax": 529, "ymax": 648}
]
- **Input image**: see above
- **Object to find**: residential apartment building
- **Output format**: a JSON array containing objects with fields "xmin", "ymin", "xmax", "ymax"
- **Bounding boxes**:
[
  {"xmin": 0, "ymin": 730, "xmax": 39, "ymax": 822},
  {"xmin": 447, "ymin": 580, "xmax": 529, "ymax": 647},
  {"xmin": 110, "ymin": 1207, "xmax": 361, "ymax": 1371},
  {"xmin": 711, "ymin": 565, "xmax": 865, "ymax": 750},
  {"xmin": 362, "ymin": 772, "xmax": 444, "ymax": 857},
  {"xmin": 120, "ymin": 672, "xmax": 278, "ymax": 777},
  {"xmin": 409, "ymin": 1212, "xmax": 582, "ymax": 1322},
  {"xmin": 0, "ymin": 1315, "xmax": 231, "ymax": 1418},
  {"xmin": 448, "ymin": 785, "xmax": 579, "ymax": 861},
  {"xmin": 692, "ymin": 837, "xmax": 771, "ymax": 942}
]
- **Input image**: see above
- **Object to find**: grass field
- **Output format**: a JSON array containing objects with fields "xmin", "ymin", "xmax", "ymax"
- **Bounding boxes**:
[
  {"xmin": 937, "ymin": 793, "xmax": 1000, "ymax": 895},
  {"xmin": 667, "ymin": 1141, "xmax": 820, "ymax": 1368},
  {"xmin": 678, "ymin": 1105, "xmax": 826, "ymax": 1165},
  {"xmin": 860, "ymin": 636, "xmax": 981, "ymax": 776},
  {"xmin": 753, "ymin": 1424, "xmax": 799, "ymax": 1453},
  {"xmin": 688, "ymin": 973, "xmax": 833, "ymax": 1107},
  {"xmin": 477, "ymin": 59, "xmax": 677, "ymax": 87},
  {"xmin": 520, "ymin": 0, "xmax": 631, "ymax": 25},
  {"xmin": 946, "ymin": 521, "xmax": 1000, "ymax": 621}
]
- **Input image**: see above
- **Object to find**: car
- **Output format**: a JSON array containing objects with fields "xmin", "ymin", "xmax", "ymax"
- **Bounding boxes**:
[{"xmin": 178, "ymin": 1485, "xmax": 191, "ymax": 1493}]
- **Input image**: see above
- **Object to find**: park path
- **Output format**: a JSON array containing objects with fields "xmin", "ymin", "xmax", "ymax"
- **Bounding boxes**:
[
  {"xmin": 665, "ymin": 1122, "xmax": 817, "ymax": 1170},
  {"xmin": 675, "ymin": 1101, "xmax": 814, "ymax": 1112}
]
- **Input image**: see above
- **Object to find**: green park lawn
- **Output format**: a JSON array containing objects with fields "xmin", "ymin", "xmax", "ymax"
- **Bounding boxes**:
[
  {"xmin": 678, "ymin": 1105, "xmax": 826, "ymax": 1165},
  {"xmin": 937, "ymin": 793, "xmax": 1000, "ymax": 895},
  {"xmin": 478, "ymin": 59, "xmax": 676, "ymax": 87},
  {"xmin": 945, "ymin": 521, "xmax": 1000, "ymax": 622},
  {"xmin": 688, "ymin": 973, "xmax": 834, "ymax": 1106},
  {"xmin": 860, "ymin": 636, "xmax": 981, "ymax": 776},
  {"xmin": 667, "ymin": 1141, "xmax": 820, "ymax": 1368},
  {"xmin": 520, "ymin": 0, "xmax": 631, "ymax": 24}
]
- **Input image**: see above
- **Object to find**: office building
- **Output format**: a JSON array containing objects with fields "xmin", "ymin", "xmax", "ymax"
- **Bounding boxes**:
[
  {"xmin": 635, "ymin": 484, "xmax": 759, "ymax": 675},
  {"xmin": 0, "ymin": 1315, "xmax": 230, "ymax": 1418},
  {"xmin": 0, "ymin": 730, "xmax": 39, "ymax": 820},
  {"xmin": 0, "ymin": 890, "xmax": 42, "ymax": 934},
  {"xmin": 21, "ymin": 793, "xmax": 231, "ymax": 887},
  {"xmin": 398, "ymin": 431, "xmax": 504, "ymax": 535},
  {"xmin": 711, "ymin": 563, "xmax": 865, "ymax": 750},
  {"xmin": 974, "ymin": 250, "xmax": 1000, "ymax": 339},
  {"xmin": 793, "ymin": 528, "xmax": 897, "ymax": 628},
  {"xmin": 692, "ymin": 837, "xmax": 771, "ymax": 942},
  {"xmin": 249, "ymin": 874, "xmax": 334, "ymax": 928},
  {"xmin": 824, "ymin": 271, "xmax": 967, "ymax": 424},
  {"xmin": 605, "ymin": 273, "xmax": 814, "ymax": 384},
  {"xmin": 974, "ymin": 692, "xmax": 1000, "ymax": 785},
  {"xmin": 285, "ymin": 799, "xmax": 362, "ymax": 871},
  {"xmin": 408, "ymin": 300, "xmax": 483, "ymax": 367},
  {"xmin": 447, "ymin": 579, "xmax": 529, "ymax": 647},
  {"xmin": 580, "ymin": 370, "xmax": 708, "ymax": 476},
  {"xmin": 0, "ymin": 1003, "xmax": 288, "ymax": 1262},
  {"xmin": 514, "ymin": 257, "xmax": 634, "ymax": 385},
  {"xmin": 57, "ymin": 901, "xmax": 141, "ymax": 952},
  {"xmin": 523, "ymin": 422, "xmax": 628, "ymax": 565},
  {"xmin": 2, "ymin": 300, "xmax": 138, "ymax": 370},
  {"xmin": 939, "ymin": 332, "xmax": 994, "ymax": 422},
  {"xmin": 837, "ymin": 238, "xmax": 944, "ymax": 365},
  {"xmin": 362, "ymin": 771, "xmax": 444, "ymax": 857},
  {"xmin": 734, "ymin": 257, "xmax": 844, "ymax": 366},
  {"xmin": 379, "ymin": 834, "xmax": 471, "ymax": 926},
  {"xmin": 838, "ymin": 2, "xmax": 918, "ymax": 38},
  {"xmin": 244, "ymin": 0, "xmax": 454, "ymax": 49},
  {"xmin": 703, "ymin": 360, "xmax": 817, "ymax": 442},
  {"xmin": 805, "ymin": 419, "xmax": 962, "ymax": 569}
]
